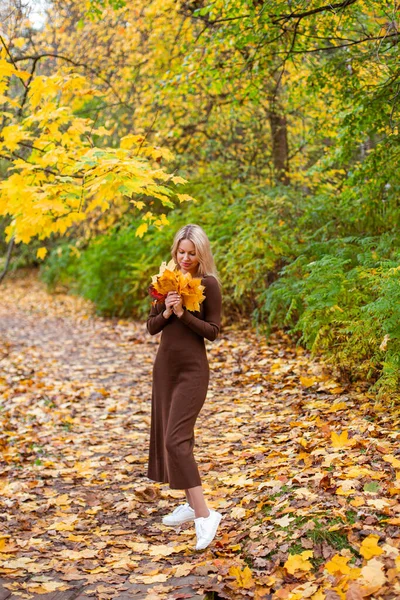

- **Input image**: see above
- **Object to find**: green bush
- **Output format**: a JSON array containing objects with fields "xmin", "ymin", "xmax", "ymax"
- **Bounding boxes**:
[{"xmin": 261, "ymin": 233, "xmax": 400, "ymax": 395}]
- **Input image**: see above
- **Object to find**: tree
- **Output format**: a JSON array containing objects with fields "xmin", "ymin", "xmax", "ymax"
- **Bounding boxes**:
[{"xmin": 0, "ymin": 4, "xmax": 194, "ymax": 277}]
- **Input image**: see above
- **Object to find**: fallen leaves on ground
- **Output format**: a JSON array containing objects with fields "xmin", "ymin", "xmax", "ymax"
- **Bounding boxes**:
[{"xmin": 0, "ymin": 272, "xmax": 399, "ymax": 599}]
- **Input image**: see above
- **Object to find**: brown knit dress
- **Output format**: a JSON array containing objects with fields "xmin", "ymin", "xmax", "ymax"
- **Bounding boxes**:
[{"xmin": 146, "ymin": 275, "xmax": 222, "ymax": 490}]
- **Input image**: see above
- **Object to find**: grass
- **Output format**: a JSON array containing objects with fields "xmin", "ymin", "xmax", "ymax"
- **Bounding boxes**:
[{"xmin": 249, "ymin": 509, "xmax": 359, "ymax": 568}]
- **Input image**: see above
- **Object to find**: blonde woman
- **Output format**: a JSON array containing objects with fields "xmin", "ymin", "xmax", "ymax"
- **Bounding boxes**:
[{"xmin": 146, "ymin": 224, "xmax": 223, "ymax": 550}]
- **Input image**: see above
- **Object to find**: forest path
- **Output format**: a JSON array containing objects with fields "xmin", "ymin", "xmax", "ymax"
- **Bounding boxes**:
[{"xmin": 0, "ymin": 272, "xmax": 398, "ymax": 600}]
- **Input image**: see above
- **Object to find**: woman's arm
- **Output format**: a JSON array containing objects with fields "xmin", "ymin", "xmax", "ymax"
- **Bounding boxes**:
[
  {"xmin": 146, "ymin": 301, "xmax": 168, "ymax": 335},
  {"xmin": 178, "ymin": 276, "xmax": 222, "ymax": 341}
]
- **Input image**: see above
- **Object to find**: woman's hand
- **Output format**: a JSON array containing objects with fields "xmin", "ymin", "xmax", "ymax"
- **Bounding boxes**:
[
  {"xmin": 172, "ymin": 293, "xmax": 184, "ymax": 318},
  {"xmin": 163, "ymin": 291, "xmax": 182, "ymax": 318}
]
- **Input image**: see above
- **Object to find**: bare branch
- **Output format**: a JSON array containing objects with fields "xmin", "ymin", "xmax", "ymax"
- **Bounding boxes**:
[
  {"xmin": 272, "ymin": 0, "xmax": 359, "ymax": 23},
  {"xmin": 13, "ymin": 52, "xmax": 135, "ymax": 113},
  {"xmin": 0, "ymin": 236, "xmax": 15, "ymax": 285}
]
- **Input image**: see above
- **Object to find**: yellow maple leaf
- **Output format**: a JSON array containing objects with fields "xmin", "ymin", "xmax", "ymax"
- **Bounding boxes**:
[
  {"xmin": 284, "ymin": 551, "xmax": 313, "ymax": 575},
  {"xmin": 28, "ymin": 581, "xmax": 68, "ymax": 594},
  {"xmin": 299, "ymin": 375, "xmax": 318, "ymax": 388},
  {"xmin": 174, "ymin": 562, "xmax": 193, "ymax": 577},
  {"xmin": 181, "ymin": 276, "xmax": 205, "ymax": 312},
  {"xmin": 395, "ymin": 555, "xmax": 400, "ymax": 571},
  {"xmin": 148, "ymin": 544, "xmax": 176, "ymax": 557},
  {"xmin": 150, "ymin": 260, "xmax": 205, "ymax": 311},
  {"xmin": 231, "ymin": 506, "xmax": 247, "ymax": 519},
  {"xmin": 329, "ymin": 402, "xmax": 347, "ymax": 412},
  {"xmin": 360, "ymin": 535, "xmax": 384, "ymax": 560},
  {"xmin": 177, "ymin": 193, "xmax": 194, "ymax": 203},
  {"xmin": 152, "ymin": 267, "xmax": 178, "ymax": 295},
  {"xmin": 383, "ymin": 454, "xmax": 400, "ymax": 469},
  {"xmin": 331, "ymin": 430, "xmax": 352, "ymax": 448},
  {"xmin": 36, "ymin": 247, "xmax": 48, "ymax": 260},
  {"xmin": 134, "ymin": 573, "xmax": 168, "ymax": 584},
  {"xmin": 120, "ymin": 134, "xmax": 145, "ymax": 149},
  {"xmin": 0, "ymin": 58, "xmax": 30, "ymax": 81},
  {"xmin": 289, "ymin": 582, "xmax": 319, "ymax": 599},
  {"xmin": 135, "ymin": 222, "xmax": 148, "ymax": 238},
  {"xmin": 1, "ymin": 124, "xmax": 26, "ymax": 152},
  {"xmin": 55, "ymin": 494, "xmax": 71, "ymax": 506},
  {"xmin": 59, "ymin": 549, "xmax": 97, "ymax": 560},
  {"xmin": 275, "ymin": 514, "xmax": 295, "ymax": 527},
  {"xmin": 228, "ymin": 565, "xmax": 254, "ymax": 589},
  {"xmin": 325, "ymin": 554, "xmax": 351, "ymax": 575}
]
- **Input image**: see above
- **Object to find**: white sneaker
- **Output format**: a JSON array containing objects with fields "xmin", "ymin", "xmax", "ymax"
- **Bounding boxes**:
[
  {"xmin": 162, "ymin": 502, "xmax": 195, "ymax": 526},
  {"xmin": 194, "ymin": 509, "xmax": 223, "ymax": 550}
]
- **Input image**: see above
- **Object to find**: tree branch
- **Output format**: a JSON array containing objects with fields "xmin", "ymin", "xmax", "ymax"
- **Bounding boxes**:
[
  {"xmin": 13, "ymin": 52, "xmax": 135, "ymax": 113},
  {"xmin": 0, "ymin": 236, "xmax": 15, "ymax": 285},
  {"xmin": 189, "ymin": 0, "xmax": 359, "ymax": 26},
  {"xmin": 272, "ymin": 0, "xmax": 359, "ymax": 23}
]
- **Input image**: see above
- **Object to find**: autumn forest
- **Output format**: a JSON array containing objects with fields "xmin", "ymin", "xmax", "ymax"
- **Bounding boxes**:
[{"xmin": 0, "ymin": 0, "xmax": 400, "ymax": 598}]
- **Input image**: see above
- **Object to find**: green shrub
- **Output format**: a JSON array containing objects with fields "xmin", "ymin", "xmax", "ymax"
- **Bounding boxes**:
[{"xmin": 261, "ymin": 233, "xmax": 400, "ymax": 395}]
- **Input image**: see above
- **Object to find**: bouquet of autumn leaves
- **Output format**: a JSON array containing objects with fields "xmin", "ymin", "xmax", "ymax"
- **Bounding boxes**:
[{"xmin": 149, "ymin": 259, "xmax": 205, "ymax": 312}]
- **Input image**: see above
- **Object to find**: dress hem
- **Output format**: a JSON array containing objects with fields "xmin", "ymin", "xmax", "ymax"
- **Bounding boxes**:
[{"xmin": 147, "ymin": 474, "xmax": 202, "ymax": 490}]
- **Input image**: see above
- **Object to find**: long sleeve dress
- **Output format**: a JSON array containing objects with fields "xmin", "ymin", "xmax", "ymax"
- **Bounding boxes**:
[{"xmin": 146, "ymin": 275, "xmax": 222, "ymax": 489}]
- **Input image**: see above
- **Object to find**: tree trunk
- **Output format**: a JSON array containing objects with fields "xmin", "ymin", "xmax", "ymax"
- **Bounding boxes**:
[
  {"xmin": 0, "ymin": 236, "xmax": 15, "ymax": 284},
  {"xmin": 269, "ymin": 110, "xmax": 289, "ymax": 184}
]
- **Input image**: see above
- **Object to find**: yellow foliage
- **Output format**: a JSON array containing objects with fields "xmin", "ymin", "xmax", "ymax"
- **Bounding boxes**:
[
  {"xmin": 150, "ymin": 259, "xmax": 205, "ymax": 312},
  {"xmin": 331, "ymin": 430, "xmax": 353, "ymax": 448},
  {"xmin": 228, "ymin": 565, "xmax": 254, "ymax": 589},
  {"xmin": 135, "ymin": 223, "xmax": 148, "ymax": 238},
  {"xmin": 359, "ymin": 535, "xmax": 384, "ymax": 560},
  {"xmin": 324, "ymin": 554, "xmax": 351, "ymax": 575},
  {"xmin": 284, "ymin": 551, "xmax": 313, "ymax": 575},
  {"xmin": 383, "ymin": 454, "xmax": 400, "ymax": 469},
  {"xmin": 0, "ymin": 58, "xmax": 193, "ymax": 246},
  {"xmin": 359, "ymin": 558, "xmax": 387, "ymax": 595},
  {"xmin": 36, "ymin": 248, "xmax": 48, "ymax": 260}
]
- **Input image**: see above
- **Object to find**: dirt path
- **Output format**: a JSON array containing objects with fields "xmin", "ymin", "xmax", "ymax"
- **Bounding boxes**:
[{"xmin": 0, "ymin": 273, "xmax": 399, "ymax": 600}]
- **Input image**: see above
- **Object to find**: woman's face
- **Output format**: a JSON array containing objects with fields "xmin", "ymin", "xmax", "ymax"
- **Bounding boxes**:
[{"xmin": 176, "ymin": 238, "xmax": 199, "ymax": 275}]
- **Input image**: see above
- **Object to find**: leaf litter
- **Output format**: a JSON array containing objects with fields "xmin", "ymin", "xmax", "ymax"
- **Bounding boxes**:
[{"xmin": 0, "ymin": 273, "xmax": 399, "ymax": 599}]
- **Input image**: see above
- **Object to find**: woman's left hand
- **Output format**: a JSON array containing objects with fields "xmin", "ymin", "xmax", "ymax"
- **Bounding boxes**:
[{"xmin": 172, "ymin": 294, "xmax": 184, "ymax": 318}]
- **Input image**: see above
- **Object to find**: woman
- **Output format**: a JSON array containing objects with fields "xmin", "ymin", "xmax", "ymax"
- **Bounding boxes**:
[{"xmin": 146, "ymin": 224, "xmax": 223, "ymax": 550}]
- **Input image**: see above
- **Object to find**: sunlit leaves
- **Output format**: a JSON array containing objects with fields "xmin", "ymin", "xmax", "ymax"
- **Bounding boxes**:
[{"xmin": 0, "ymin": 52, "xmax": 193, "ymax": 247}]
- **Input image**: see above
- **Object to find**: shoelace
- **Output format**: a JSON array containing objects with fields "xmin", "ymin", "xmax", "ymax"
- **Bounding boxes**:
[
  {"xmin": 196, "ymin": 519, "xmax": 207, "ymax": 536},
  {"xmin": 174, "ymin": 503, "xmax": 191, "ymax": 515}
]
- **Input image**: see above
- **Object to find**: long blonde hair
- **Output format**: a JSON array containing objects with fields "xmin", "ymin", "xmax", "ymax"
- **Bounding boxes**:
[{"xmin": 171, "ymin": 224, "xmax": 221, "ymax": 287}]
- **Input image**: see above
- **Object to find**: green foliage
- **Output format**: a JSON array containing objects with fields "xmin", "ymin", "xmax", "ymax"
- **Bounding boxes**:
[
  {"xmin": 40, "ymin": 173, "xmax": 400, "ymax": 396},
  {"xmin": 40, "ymin": 181, "xmax": 300, "ymax": 319},
  {"xmin": 262, "ymin": 232, "xmax": 400, "ymax": 394},
  {"xmin": 40, "ymin": 244, "xmax": 81, "ymax": 291}
]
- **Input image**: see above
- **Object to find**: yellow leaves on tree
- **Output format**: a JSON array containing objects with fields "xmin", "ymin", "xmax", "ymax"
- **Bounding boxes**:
[
  {"xmin": 150, "ymin": 259, "xmax": 205, "ymax": 312},
  {"xmin": 0, "ymin": 51, "xmax": 194, "ymax": 249},
  {"xmin": 36, "ymin": 247, "xmax": 48, "ymax": 260}
]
